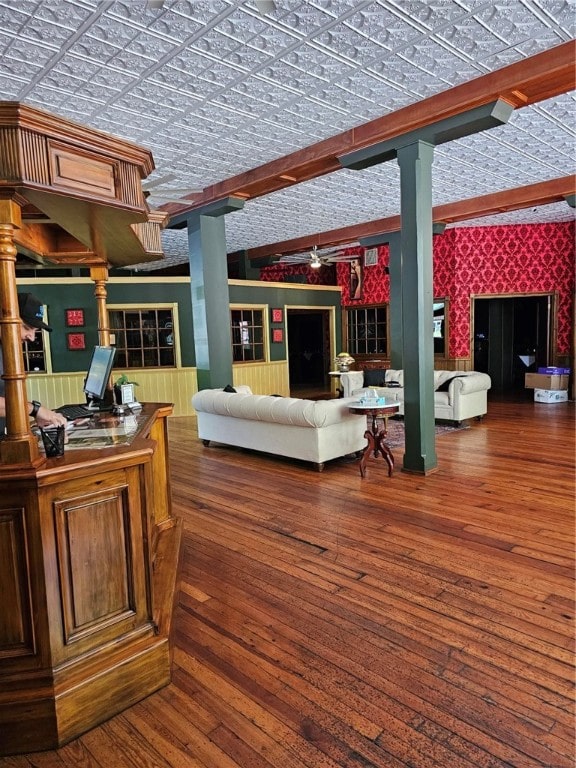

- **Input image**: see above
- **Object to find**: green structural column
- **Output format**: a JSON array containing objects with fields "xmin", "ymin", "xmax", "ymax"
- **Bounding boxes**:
[
  {"xmin": 237, "ymin": 250, "xmax": 261, "ymax": 280},
  {"xmin": 184, "ymin": 198, "xmax": 244, "ymax": 390},
  {"xmin": 340, "ymin": 100, "xmax": 513, "ymax": 474},
  {"xmin": 397, "ymin": 140, "xmax": 437, "ymax": 474}
]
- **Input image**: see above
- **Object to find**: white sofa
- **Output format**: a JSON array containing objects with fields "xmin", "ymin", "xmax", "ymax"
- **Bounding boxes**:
[
  {"xmin": 191, "ymin": 385, "xmax": 368, "ymax": 471},
  {"xmin": 340, "ymin": 368, "xmax": 491, "ymax": 423}
]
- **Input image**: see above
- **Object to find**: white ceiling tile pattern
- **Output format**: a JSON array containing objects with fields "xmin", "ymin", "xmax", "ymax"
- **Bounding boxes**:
[{"xmin": 0, "ymin": 0, "xmax": 574, "ymax": 270}]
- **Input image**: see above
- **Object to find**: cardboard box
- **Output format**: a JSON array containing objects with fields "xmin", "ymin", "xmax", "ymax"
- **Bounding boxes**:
[
  {"xmin": 525, "ymin": 373, "xmax": 569, "ymax": 390},
  {"xmin": 537, "ymin": 366, "xmax": 571, "ymax": 375},
  {"xmin": 534, "ymin": 389, "xmax": 568, "ymax": 403}
]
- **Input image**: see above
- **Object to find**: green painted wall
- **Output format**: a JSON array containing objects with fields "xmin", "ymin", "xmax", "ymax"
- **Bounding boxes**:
[
  {"xmin": 106, "ymin": 281, "xmax": 195, "ymax": 367},
  {"xmin": 17, "ymin": 278, "xmax": 342, "ymax": 373},
  {"xmin": 229, "ymin": 283, "xmax": 342, "ymax": 362},
  {"xmin": 17, "ymin": 281, "xmax": 195, "ymax": 372}
]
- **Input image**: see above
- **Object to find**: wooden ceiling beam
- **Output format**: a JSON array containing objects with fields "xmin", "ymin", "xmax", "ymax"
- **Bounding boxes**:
[
  {"xmin": 166, "ymin": 41, "xmax": 575, "ymax": 217},
  {"xmin": 434, "ymin": 176, "xmax": 576, "ymax": 224},
  {"xmin": 246, "ymin": 175, "xmax": 576, "ymax": 261}
]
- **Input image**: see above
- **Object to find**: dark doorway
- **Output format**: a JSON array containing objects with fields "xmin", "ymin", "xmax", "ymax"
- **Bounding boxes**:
[
  {"xmin": 287, "ymin": 309, "xmax": 331, "ymax": 397},
  {"xmin": 473, "ymin": 294, "xmax": 553, "ymax": 392}
]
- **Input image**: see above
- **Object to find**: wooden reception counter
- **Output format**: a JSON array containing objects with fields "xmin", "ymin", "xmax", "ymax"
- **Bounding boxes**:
[{"xmin": 0, "ymin": 403, "xmax": 181, "ymax": 755}]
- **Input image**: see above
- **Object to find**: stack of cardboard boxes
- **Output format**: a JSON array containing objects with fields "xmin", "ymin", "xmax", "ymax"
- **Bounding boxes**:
[{"xmin": 525, "ymin": 367, "xmax": 570, "ymax": 403}]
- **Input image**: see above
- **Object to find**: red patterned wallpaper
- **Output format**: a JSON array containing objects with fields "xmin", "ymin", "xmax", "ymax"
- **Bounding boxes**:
[
  {"xmin": 260, "ymin": 222, "xmax": 575, "ymax": 358},
  {"xmin": 449, "ymin": 223, "xmax": 574, "ymax": 357},
  {"xmin": 337, "ymin": 244, "xmax": 390, "ymax": 305},
  {"xmin": 260, "ymin": 262, "xmax": 336, "ymax": 285}
]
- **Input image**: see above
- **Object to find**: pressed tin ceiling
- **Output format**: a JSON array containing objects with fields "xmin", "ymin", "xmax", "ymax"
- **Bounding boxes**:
[{"xmin": 0, "ymin": 0, "xmax": 574, "ymax": 270}]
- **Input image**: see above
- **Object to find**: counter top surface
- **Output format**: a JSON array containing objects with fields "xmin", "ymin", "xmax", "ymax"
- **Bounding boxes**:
[{"xmin": 1, "ymin": 402, "xmax": 173, "ymax": 481}]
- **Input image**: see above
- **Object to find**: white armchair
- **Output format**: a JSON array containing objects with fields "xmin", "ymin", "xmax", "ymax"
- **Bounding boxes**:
[
  {"xmin": 340, "ymin": 370, "xmax": 366, "ymax": 398},
  {"xmin": 340, "ymin": 368, "xmax": 491, "ymax": 423}
]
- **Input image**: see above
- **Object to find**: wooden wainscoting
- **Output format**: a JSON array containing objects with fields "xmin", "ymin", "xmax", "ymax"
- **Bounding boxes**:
[
  {"xmin": 233, "ymin": 360, "xmax": 289, "ymax": 396},
  {"xmin": 25, "ymin": 368, "xmax": 199, "ymax": 417},
  {"xmin": 354, "ymin": 359, "xmax": 475, "ymax": 374},
  {"xmin": 432, "ymin": 358, "xmax": 474, "ymax": 371},
  {"xmin": 25, "ymin": 362, "xmax": 290, "ymax": 417}
]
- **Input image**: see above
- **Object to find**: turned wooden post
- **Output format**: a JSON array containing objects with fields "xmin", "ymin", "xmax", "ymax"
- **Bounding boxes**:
[
  {"xmin": 90, "ymin": 265, "xmax": 116, "ymax": 400},
  {"xmin": 90, "ymin": 265, "xmax": 111, "ymax": 346},
  {"xmin": 0, "ymin": 195, "xmax": 41, "ymax": 465}
]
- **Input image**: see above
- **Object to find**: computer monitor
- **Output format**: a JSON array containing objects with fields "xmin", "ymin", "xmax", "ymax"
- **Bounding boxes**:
[{"xmin": 83, "ymin": 345, "xmax": 116, "ymax": 408}]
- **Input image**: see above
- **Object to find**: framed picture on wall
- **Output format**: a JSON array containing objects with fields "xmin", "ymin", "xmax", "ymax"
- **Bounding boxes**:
[
  {"xmin": 349, "ymin": 258, "xmax": 363, "ymax": 300},
  {"xmin": 364, "ymin": 248, "xmax": 378, "ymax": 267},
  {"xmin": 272, "ymin": 328, "xmax": 284, "ymax": 343},
  {"xmin": 271, "ymin": 308, "xmax": 283, "ymax": 323},
  {"xmin": 65, "ymin": 308, "xmax": 85, "ymax": 326},
  {"xmin": 67, "ymin": 332, "xmax": 86, "ymax": 350}
]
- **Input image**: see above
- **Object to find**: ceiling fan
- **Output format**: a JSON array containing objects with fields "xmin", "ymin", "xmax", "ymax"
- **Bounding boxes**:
[
  {"xmin": 142, "ymin": 173, "xmax": 202, "ymax": 206},
  {"xmin": 276, "ymin": 244, "xmax": 361, "ymax": 269}
]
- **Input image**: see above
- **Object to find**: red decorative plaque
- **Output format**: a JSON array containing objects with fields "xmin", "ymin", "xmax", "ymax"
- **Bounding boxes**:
[
  {"xmin": 66, "ymin": 308, "xmax": 85, "ymax": 326},
  {"xmin": 67, "ymin": 332, "xmax": 86, "ymax": 350}
]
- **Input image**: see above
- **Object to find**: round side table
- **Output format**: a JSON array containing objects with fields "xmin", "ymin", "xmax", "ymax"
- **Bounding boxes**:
[{"xmin": 348, "ymin": 402, "xmax": 400, "ymax": 477}]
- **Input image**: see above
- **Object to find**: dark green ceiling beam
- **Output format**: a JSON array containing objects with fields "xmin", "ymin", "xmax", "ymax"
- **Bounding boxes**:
[
  {"xmin": 359, "ymin": 222, "xmax": 447, "ymax": 247},
  {"xmin": 338, "ymin": 99, "xmax": 514, "ymax": 171},
  {"xmin": 169, "ymin": 197, "xmax": 245, "ymax": 229}
]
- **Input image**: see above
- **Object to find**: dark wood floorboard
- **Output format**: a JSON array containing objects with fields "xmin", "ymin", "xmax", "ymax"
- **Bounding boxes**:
[{"xmin": 2, "ymin": 398, "xmax": 574, "ymax": 768}]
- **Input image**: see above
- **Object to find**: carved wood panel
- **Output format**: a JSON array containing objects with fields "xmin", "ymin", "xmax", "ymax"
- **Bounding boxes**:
[
  {"xmin": 358, "ymin": 358, "xmax": 390, "ymax": 370},
  {"xmin": 54, "ymin": 484, "xmax": 140, "ymax": 646},
  {"xmin": 0, "ymin": 507, "xmax": 34, "ymax": 657},
  {"xmin": 48, "ymin": 142, "xmax": 117, "ymax": 200}
]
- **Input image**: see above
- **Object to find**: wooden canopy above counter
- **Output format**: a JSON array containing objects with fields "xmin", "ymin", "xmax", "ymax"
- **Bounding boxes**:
[
  {"xmin": 0, "ymin": 101, "xmax": 169, "ymax": 467},
  {"xmin": 0, "ymin": 100, "xmax": 167, "ymax": 268}
]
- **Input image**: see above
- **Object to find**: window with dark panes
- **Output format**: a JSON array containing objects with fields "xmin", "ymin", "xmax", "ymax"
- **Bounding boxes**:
[
  {"xmin": 23, "ymin": 331, "xmax": 47, "ymax": 373},
  {"xmin": 346, "ymin": 305, "xmax": 388, "ymax": 356},
  {"xmin": 231, "ymin": 308, "xmax": 265, "ymax": 362},
  {"xmin": 110, "ymin": 308, "xmax": 175, "ymax": 369}
]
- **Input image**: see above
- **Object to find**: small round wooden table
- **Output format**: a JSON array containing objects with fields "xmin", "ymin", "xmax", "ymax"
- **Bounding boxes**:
[{"xmin": 348, "ymin": 401, "xmax": 400, "ymax": 477}]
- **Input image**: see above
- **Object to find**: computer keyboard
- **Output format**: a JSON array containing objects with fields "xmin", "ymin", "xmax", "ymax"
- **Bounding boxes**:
[{"xmin": 55, "ymin": 404, "xmax": 94, "ymax": 420}]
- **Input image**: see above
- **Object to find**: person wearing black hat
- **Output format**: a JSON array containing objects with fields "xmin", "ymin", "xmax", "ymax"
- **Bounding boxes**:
[{"xmin": 0, "ymin": 293, "xmax": 67, "ymax": 436}]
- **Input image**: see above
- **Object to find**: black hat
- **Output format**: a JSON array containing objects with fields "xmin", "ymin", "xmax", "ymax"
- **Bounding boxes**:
[{"xmin": 18, "ymin": 293, "xmax": 52, "ymax": 332}]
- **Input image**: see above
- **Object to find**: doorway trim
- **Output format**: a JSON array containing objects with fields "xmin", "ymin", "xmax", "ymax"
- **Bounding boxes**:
[
  {"xmin": 470, "ymin": 290, "xmax": 557, "ymax": 370},
  {"xmin": 286, "ymin": 305, "xmax": 337, "ymax": 395}
]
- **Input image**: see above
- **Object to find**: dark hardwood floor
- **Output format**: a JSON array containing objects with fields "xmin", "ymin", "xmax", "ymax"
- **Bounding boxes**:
[{"xmin": 2, "ymin": 398, "xmax": 574, "ymax": 768}]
